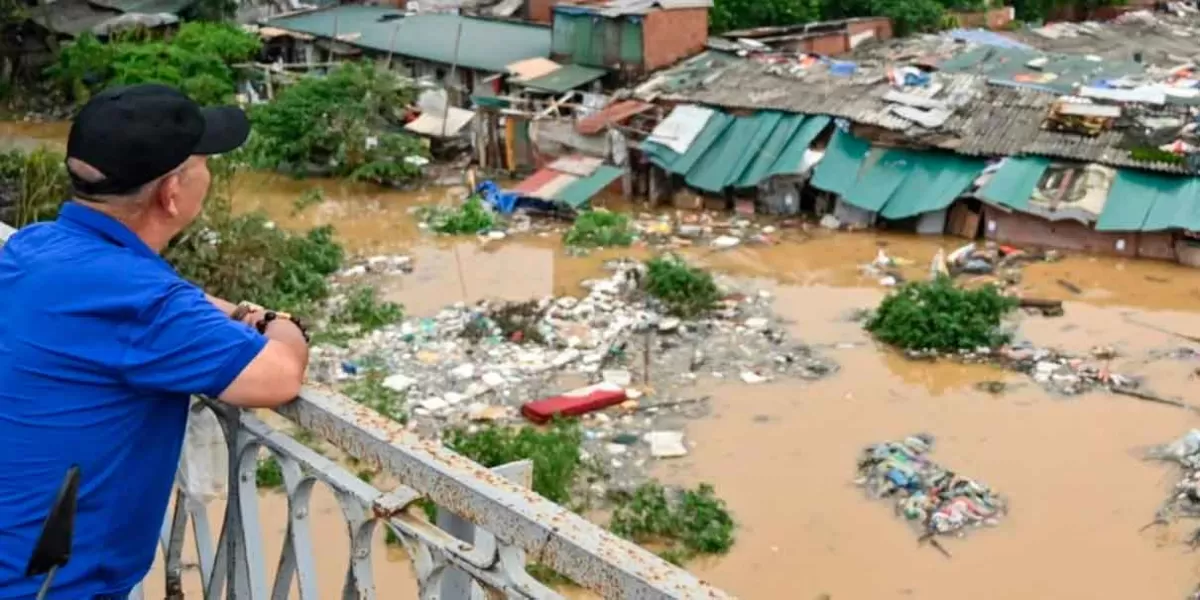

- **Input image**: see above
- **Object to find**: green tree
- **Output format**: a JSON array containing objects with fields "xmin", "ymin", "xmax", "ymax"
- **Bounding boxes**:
[
  {"xmin": 710, "ymin": 0, "xmax": 821, "ymax": 34},
  {"xmin": 46, "ymin": 22, "xmax": 260, "ymax": 106},
  {"xmin": 246, "ymin": 61, "xmax": 428, "ymax": 185}
]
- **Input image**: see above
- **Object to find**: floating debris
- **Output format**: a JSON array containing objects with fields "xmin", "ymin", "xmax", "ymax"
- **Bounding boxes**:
[{"xmin": 856, "ymin": 434, "xmax": 1006, "ymax": 541}]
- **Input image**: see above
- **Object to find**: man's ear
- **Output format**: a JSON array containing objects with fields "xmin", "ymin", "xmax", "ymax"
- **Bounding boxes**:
[{"xmin": 157, "ymin": 173, "xmax": 182, "ymax": 218}]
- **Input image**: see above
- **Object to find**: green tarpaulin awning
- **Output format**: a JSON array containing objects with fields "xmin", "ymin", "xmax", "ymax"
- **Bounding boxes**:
[
  {"xmin": 641, "ymin": 111, "xmax": 829, "ymax": 193},
  {"xmin": 1098, "ymin": 169, "xmax": 1200, "ymax": 232},
  {"xmin": 841, "ymin": 147, "xmax": 985, "ymax": 219},
  {"xmin": 809, "ymin": 129, "xmax": 870, "ymax": 196},
  {"xmin": 519, "ymin": 64, "xmax": 607, "ymax": 94},
  {"xmin": 977, "ymin": 156, "xmax": 1050, "ymax": 210},
  {"xmin": 557, "ymin": 165, "xmax": 623, "ymax": 209}
]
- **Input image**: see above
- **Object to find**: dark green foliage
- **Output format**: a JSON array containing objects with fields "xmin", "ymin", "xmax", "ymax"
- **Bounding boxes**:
[
  {"xmin": 564, "ymin": 210, "xmax": 635, "ymax": 248},
  {"xmin": 865, "ymin": 277, "xmax": 1018, "ymax": 352},
  {"xmin": 47, "ymin": 23, "xmax": 260, "ymax": 106},
  {"xmin": 245, "ymin": 62, "xmax": 427, "ymax": 184},
  {"xmin": 609, "ymin": 483, "xmax": 736, "ymax": 565},
  {"xmin": 423, "ymin": 195, "xmax": 495, "ymax": 235},
  {"xmin": 644, "ymin": 256, "xmax": 721, "ymax": 318},
  {"xmin": 710, "ymin": 0, "xmax": 821, "ymax": 34},
  {"xmin": 256, "ymin": 455, "xmax": 284, "ymax": 489},
  {"xmin": 0, "ymin": 147, "xmax": 69, "ymax": 227},
  {"xmin": 443, "ymin": 420, "xmax": 582, "ymax": 505},
  {"xmin": 332, "ymin": 285, "xmax": 405, "ymax": 332}
]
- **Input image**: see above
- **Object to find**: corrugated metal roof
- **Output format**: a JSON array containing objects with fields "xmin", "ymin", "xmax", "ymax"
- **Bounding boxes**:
[
  {"xmin": 89, "ymin": 0, "xmax": 195, "ymax": 14},
  {"xmin": 1098, "ymin": 168, "xmax": 1200, "ymax": 232},
  {"xmin": 28, "ymin": 0, "xmax": 121, "ymax": 36},
  {"xmin": 643, "ymin": 111, "xmax": 830, "ymax": 193},
  {"xmin": 518, "ymin": 64, "xmax": 607, "ymax": 94},
  {"xmin": 558, "ymin": 165, "xmax": 623, "ymax": 208},
  {"xmin": 555, "ymin": 0, "xmax": 711, "ymax": 16},
  {"xmin": 576, "ymin": 100, "xmax": 654, "ymax": 135},
  {"xmin": 403, "ymin": 107, "xmax": 475, "ymax": 138},
  {"xmin": 265, "ymin": 6, "xmax": 551, "ymax": 73},
  {"xmin": 842, "ymin": 147, "xmax": 985, "ymax": 218},
  {"xmin": 646, "ymin": 104, "xmax": 715, "ymax": 154},
  {"xmin": 977, "ymin": 156, "xmax": 1050, "ymax": 210},
  {"xmin": 810, "ymin": 128, "xmax": 870, "ymax": 195},
  {"xmin": 507, "ymin": 57, "xmax": 561, "ymax": 80}
]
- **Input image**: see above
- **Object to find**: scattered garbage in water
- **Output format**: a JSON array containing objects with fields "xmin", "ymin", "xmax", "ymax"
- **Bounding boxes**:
[{"xmin": 856, "ymin": 434, "xmax": 1006, "ymax": 547}]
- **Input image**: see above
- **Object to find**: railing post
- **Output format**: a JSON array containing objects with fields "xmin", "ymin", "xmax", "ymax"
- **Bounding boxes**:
[{"xmin": 436, "ymin": 460, "xmax": 533, "ymax": 600}]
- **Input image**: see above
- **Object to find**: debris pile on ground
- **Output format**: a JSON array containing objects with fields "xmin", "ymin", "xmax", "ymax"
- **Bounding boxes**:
[
  {"xmin": 856, "ymin": 434, "xmax": 1006, "ymax": 543},
  {"xmin": 310, "ymin": 259, "xmax": 836, "ymax": 487},
  {"xmin": 863, "ymin": 242, "xmax": 1062, "ymax": 295},
  {"xmin": 1147, "ymin": 430, "xmax": 1200, "ymax": 525},
  {"xmin": 337, "ymin": 254, "xmax": 414, "ymax": 277}
]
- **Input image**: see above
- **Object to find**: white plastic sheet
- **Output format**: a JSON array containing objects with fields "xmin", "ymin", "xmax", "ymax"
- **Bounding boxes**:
[{"xmin": 176, "ymin": 399, "xmax": 228, "ymax": 504}]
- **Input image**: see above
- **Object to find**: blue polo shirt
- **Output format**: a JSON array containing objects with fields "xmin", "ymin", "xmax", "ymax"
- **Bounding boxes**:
[{"xmin": 0, "ymin": 203, "xmax": 267, "ymax": 598}]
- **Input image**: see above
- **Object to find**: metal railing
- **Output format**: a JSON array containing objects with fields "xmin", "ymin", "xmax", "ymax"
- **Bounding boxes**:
[{"xmin": 128, "ymin": 390, "xmax": 735, "ymax": 599}]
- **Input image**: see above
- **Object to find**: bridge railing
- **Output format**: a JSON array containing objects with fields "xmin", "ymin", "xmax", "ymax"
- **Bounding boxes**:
[{"xmin": 129, "ymin": 390, "xmax": 735, "ymax": 599}]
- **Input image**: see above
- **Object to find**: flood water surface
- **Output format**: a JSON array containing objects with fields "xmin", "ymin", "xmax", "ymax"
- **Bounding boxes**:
[{"xmin": 7, "ymin": 124, "xmax": 1200, "ymax": 598}]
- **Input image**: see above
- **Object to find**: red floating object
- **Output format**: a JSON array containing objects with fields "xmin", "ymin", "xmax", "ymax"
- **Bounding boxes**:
[{"xmin": 521, "ymin": 382, "xmax": 627, "ymax": 424}]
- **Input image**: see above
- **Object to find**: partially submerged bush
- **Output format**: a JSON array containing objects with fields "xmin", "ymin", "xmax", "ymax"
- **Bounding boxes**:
[
  {"xmin": 422, "ymin": 195, "xmax": 494, "ymax": 235},
  {"xmin": 443, "ymin": 420, "xmax": 582, "ymax": 505},
  {"xmin": 564, "ymin": 210, "xmax": 635, "ymax": 248},
  {"xmin": 331, "ymin": 284, "xmax": 404, "ymax": 332},
  {"xmin": 644, "ymin": 255, "xmax": 721, "ymax": 318},
  {"xmin": 866, "ymin": 277, "xmax": 1018, "ymax": 352},
  {"xmin": 609, "ymin": 482, "xmax": 736, "ymax": 565},
  {"xmin": 246, "ymin": 62, "xmax": 428, "ymax": 184}
]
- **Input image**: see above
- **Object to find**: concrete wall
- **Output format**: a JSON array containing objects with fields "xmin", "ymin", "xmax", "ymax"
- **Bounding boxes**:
[
  {"xmin": 642, "ymin": 8, "xmax": 708, "ymax": 71},
  {"xmin": 982, "ymin": 206, "xmax": 1177, "ymax": 261}
]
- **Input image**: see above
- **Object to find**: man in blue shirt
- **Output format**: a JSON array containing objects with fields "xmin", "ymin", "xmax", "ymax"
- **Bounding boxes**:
[{"xmin": 0, "ymin": 84, "xmax": 310, "ymax": 598}]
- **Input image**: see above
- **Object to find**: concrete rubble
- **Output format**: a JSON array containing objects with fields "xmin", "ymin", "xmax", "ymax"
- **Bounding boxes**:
[
  {"xmin": 310, "ymin": 259, "xmax": 837, "ymax": 488},
  {"xmin": 856, "ymin": 434, "xmax": 1006, "ymax": 540}
]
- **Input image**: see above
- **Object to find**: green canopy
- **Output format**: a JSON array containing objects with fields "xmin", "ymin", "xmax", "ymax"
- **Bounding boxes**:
[{"xmin": 977, "ymin": 157, "xmax": 1051, "ymax": 210}]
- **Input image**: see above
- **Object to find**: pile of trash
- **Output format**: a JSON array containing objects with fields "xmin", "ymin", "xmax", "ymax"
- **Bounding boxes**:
[
  {"xmin": 863, "ymin": 242, "xmax": 1061, "ymax": 294},
  {"xmin": 994, "ymin": 342, "xmax": 1138, "ymax": 396},
  {"xmin": 856, "ymin": 434, "xmax": 1006, "ymax": 541},
  {"xmin": 310, "ymin": 259, "xmax": 836, "ymax": 487},
  {"xmin": 1146, "ymin": 430, "xmax": 1200, "ymax": 526}
]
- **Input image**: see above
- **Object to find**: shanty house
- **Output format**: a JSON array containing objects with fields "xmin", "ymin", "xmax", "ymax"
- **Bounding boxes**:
[
  {"xmin": 550, "ymin": 0, "xmax": 710, "ymax": 78},
  {"xmin": 264, "ymin": 5, "xmax": 552, "ymax": 105}
]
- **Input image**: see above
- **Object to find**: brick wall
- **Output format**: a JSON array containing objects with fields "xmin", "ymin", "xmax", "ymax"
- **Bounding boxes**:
[
  {"xmin": 950, "ymin": 7, "xmax": 1014, "ymax": 29},
  {"xmin": 801, "ymin": 32, "xmax": 848, "ymax": 56},
  {"xmin": 642, "ymin": 7, "xmax": 708, "ymax": 71},
  {"xmin": 846, "ymin": 17, "xmax": 892, "ymax": 47},
  {"xmin": 526, "ymin": 0, "xmax": 552, "ymax": 24},
  {"xmin": 982, "ymin": 207, "xmax": 1177, "ymax": 261}
]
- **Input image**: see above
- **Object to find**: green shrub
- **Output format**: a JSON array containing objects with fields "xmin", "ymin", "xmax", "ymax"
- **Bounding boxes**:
[
  {"xmin": 246, "ymin": 62, "xmax": 427, "ymax": 184},
  {"xmin": 332, "ymin": 284, "xmax": 404, "ymax": 332},
  {"xmin": 564, "ymin": 210, "xmax": 635, "ymax": 248},
  {"xmin": 0, "ymin": 147, "xmax": 69, "ymax": 227},
  {"xmin": 46, "ymin": 22, "xmax": 260, "ymax": 106},
  {"xmin": 865, "ymin": 277, "xmax": 1018, "ymax": 352},
  {"xmin": 256, "ymin": 455, "xmax": 283, "ymax": 489},
  {"xmin": 609, "ymin": 483, "xmax": 736, "ymax": 564},
  {"xmin": 644, "ymin": 256, "xmax": 721, "ymax": 318},
  {"xmin": 423, "ymin": 195, "xmax": 494, "ymax": 235},
  {"xmin": 443, "ymin": 420, "xmax": 582, "ymax": 505}
]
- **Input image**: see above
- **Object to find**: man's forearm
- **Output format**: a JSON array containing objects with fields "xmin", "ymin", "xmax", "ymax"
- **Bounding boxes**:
[{"xmin": 264, "ymin": 319, "xmax": 310, "ymax": 371}]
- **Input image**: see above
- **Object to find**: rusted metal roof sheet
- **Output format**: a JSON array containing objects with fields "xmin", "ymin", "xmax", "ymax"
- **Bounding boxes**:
[{"xmin": 575, "ymin": 100, "xmax": 654, "ymax": 135}]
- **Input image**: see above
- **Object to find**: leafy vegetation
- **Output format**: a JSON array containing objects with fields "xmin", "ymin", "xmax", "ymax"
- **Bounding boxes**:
[
  {"xmin": 444, "ymin": 421, "xmax": 583, "ymax": 505},
  {"xmin": 421, "ymin": 195, "xmax": 495, "ymax": 235},
  {"xmin": 331, "ymin": 284, "xmax": 405, "ymax": 332},
  {"xmin": 710, "ymin": 0, "xmax": 821, "ymax": 34},
  {"xmin": 0, "ymin": 147, "xmax": 69, "ymax": 227},
  {"xmin": 609, "ymin": 483, "xmax": 736, "ymax": 565},
  {"xmin": 865, "ymin": 277, "xmax": 1018, "ymax": 352},
  {"xmin": 644, "ymin": 256, "xmax": 722, "ymax": 318},
  {"xmin": 256, "ymin": 455, "xmax": 284, "ymax": 489},
  {"xmin": 564, "ymin": 210, "xmax": 635, "ymax": 248},
  {"xmin": 246, "ymin": 62, "xmax": 428, "ymax": 185},
  {"xmin": 165, "ymin": 166, "xmax": 345, "ymax": 318},
  {"xmin": 47, "ymin": 22, "xmax": 260, "ymax": 106},
  {"xmin": 341, "ymin": 369, "xmax": 407, "ymax": 424},
  {"xmin": 291, "ymin": 188, "xmax": 325, "ymax": 215}
]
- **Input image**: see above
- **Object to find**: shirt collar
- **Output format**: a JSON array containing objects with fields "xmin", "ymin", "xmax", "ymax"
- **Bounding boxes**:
[{"xmin": 57, "ymin": 201, "xmax": 162, "ymax": 261}]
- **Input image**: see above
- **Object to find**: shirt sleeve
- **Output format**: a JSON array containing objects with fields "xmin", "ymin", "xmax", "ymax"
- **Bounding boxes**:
[{"xmin": 121, "ymin": 279, "xmax": 268, "ymax": 397}]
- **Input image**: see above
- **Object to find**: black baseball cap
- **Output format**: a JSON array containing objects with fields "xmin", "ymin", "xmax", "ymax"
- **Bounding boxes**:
[{"xmin": 66, "ymin": 84, "xmax": 251, "ymax": 196}]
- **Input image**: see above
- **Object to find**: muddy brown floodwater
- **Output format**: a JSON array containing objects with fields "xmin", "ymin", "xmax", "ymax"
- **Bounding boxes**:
[{"xmin": 6, "ymin": 123, "xmax": 1200, "ymax": 598}]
